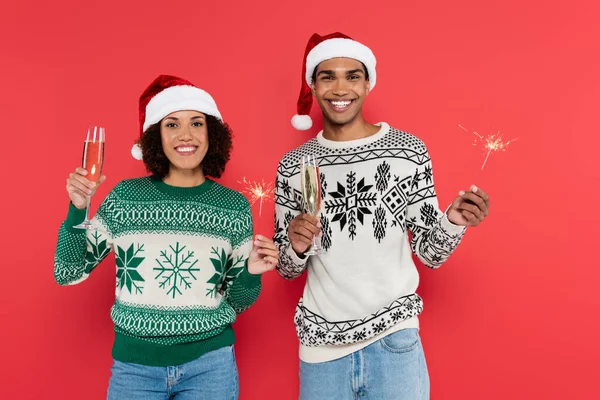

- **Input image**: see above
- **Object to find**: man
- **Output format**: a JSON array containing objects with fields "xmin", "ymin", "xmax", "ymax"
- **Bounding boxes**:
[{"xmin": 273, "ymin": 32, "xmax": 490, "ymax": 399}]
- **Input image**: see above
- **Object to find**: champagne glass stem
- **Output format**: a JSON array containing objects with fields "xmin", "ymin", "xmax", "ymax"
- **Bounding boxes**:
[
  {"xmin": 84, "ymin": 194, "xmax": 91, "ymax": 222},
  {"xmin": 74, "ymin": 194, "xmax": 93, "ymax": 229}
]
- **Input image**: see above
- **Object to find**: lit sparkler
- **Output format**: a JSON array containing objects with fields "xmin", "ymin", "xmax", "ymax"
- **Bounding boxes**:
[
  {"xmin": 459, "ymin": 124, "xmax": 517, "ymax": 170},
  {"xmin": 239, "ymin": 177, "xmax": 274, "ymax": 217}
]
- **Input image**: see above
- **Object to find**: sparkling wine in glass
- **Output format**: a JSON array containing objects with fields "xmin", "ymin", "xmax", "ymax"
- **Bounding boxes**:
[
  {"xmin": 74, "ymin": 126, "xmax": 105, "ymax": 229},
  {"xmin": 300, "ymin": 154, "xmax": 323, "ymax": 255}
]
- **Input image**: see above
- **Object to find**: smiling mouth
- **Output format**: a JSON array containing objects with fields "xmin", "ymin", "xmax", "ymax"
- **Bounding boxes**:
[
  {"xmin": 327, "ymin": 99, "xmax": 354, "ymax": 112},
  {"xmin": 175, "ymin": 145, "xmax": 198, "ymax": 156}
]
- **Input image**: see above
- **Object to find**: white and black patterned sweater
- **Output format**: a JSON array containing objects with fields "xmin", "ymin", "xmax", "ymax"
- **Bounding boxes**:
[{"xmin": 274, "ymin": 122, "xmax": 466, "ymax": 350}]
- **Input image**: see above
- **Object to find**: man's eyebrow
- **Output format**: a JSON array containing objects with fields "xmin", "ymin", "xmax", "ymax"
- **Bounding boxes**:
[
  {"xmin": 347, "ymin": 69, "xmax": 365, "ymax": 75},
  {"xmin": 317, "ymin": 70, "xmax": 335, "ymax": 76}
]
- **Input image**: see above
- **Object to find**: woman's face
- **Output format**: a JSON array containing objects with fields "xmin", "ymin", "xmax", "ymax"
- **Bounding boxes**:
[{"xmin": 160, "ymin": 110, "xmax": 209, "ymax": 173}]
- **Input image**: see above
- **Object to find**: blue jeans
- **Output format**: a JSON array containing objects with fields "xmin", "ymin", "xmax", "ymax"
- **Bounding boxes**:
[
  {"xmin": 299, "ymin": 329, "xmax": 430, "ymax": 400},
  {"xmin": 106, "ymin": 345, "xmax": 239, "ymax": 400}
]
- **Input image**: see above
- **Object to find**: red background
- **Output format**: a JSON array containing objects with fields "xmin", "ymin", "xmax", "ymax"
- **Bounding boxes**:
[{"xmin": 1, "ymin": 0, "xmax": 598, "ymax": 398}]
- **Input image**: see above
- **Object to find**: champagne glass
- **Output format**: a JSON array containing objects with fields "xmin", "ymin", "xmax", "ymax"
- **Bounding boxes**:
[
  {"xmin": 300, "ymin": 154, "xmax": 323, "ymax": 255},
  {"xmin": 74, "ymin": 126, "xmax": 105, "ymax": 229}
]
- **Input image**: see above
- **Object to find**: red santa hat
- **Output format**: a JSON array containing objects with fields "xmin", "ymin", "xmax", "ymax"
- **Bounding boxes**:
[
  {"xmin": 131, "ymin": 74, "xmax": 223, "ymax": 160},
  {"xmin": 291, "ymin": 32, "xmax": 377, "ymax": 131}
]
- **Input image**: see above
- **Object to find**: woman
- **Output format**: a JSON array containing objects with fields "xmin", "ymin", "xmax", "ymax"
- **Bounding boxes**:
[{"xmin": 54, "ymin": 75, "xmax": 278, "ymax": 399}]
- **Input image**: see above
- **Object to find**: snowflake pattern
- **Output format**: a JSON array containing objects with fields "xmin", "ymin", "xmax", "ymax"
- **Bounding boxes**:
[
  {"xmin": 325, "ymin": 171, "xmax": 377, "ymax": 240},
  {"xmin": 320, "ymin": 214, "xmax": 333, "ymax": 251},
  {"xmin": 352, "ymin": 329, "xmax": 368, "ymax": 342},
  {"xmin": 315, "ymin": 330, "xmax": 328, "ymax": 340},
  {"xmin": 284, "ymin": 211, "xmax": 294, "ymax": 227},
  {"xmin": 375, "ymin": 161, "xmax": 391, "ymax": 194},
  {"xmin": 372, "ymin": 321, "xmax": 388, "ymax": 334},
  {"xmin": 85, "ymin": 231, "xmax": 111, "ymax": 274},
  {"xmin": 295, "ymin": 294, "xmax": 423, "ymax": 346},
  {"xmin": 423, "ymin": 165, "xmax": 433, "ymax": 184},
  {"xmin": 390, "ymin": 310, "xmax": 404, "ymax": 322},
  {"xmin": 320, "ymin": 171, "xmax": 328, "ymax": 200},
  {"xmin": 420, "ymin": 203, "xmax": 439, "ymax": 227},
  {"xmin": 278, "ymin": 177, "xmax": 292, "ymax": 198},
  {"xmin": 411, "ymin": 164, "xmax": 433, "ymax": 191},
  {"xmin": 115, "ymin": 243, "xmax": 145, "ymax": 295},
  {"xmin": 273, "ymin": 211, "xmax": 296, "ymax": 248},
  {"xmin": 154, "ymin": 242, "xmax": 200, "ymax": 298},
  {"xmin": 273, "ymin": 217, "xmax": 286, "ymax": 246},
  {"xmin": 206, "ymin": 247, "xmax": 245, "ymax": 298},
  {"xmin": 373, "ymin": 205, "xmax": 387, "ymax": 243},
  {"xmin": 333, "ymin": 333, "xmax": 346, "ymax": 343}
]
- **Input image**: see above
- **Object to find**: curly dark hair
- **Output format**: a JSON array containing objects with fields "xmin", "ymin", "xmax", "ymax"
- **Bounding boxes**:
[{"xmin": 136, "ymin": 115, "xmax": 233, "ymax": 179}]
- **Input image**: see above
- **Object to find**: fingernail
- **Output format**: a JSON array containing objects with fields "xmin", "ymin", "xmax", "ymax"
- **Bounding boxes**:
[
  {"xmin": 459, "ymin": 191, "xmax": 465, "ymax": 196},
  {"xmin": 471, "ymin": 185, "xmax": 478, "ymax": 192},
  {"xmin": 317, "ymin": 222, "xmax": 322, "ymax": 228}
]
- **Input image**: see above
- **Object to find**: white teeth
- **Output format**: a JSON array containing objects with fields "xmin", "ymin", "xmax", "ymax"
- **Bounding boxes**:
[
  {"xmin": 330, "ymin": 100, "xmax": 351, "ymax": 108},
  {"xmin": 176, "ymin": 146, "xmax": 196, "ymax": 152}
]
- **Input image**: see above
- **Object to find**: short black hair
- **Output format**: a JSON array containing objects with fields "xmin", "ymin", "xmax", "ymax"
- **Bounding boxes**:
[
  {"xmin": 311, "ymin": 61, "xmax": 370, "ymax": 83},
  {"xmin": 136, "ymin": 115, "xmax": 233, "ymax": 179}
]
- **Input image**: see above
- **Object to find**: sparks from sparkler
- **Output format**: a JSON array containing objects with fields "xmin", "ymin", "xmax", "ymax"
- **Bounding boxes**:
[
  {"xmin": 238, "ymin": 177, "xmax": 274, "ymax": 217},
  {"xmin": 458, "ymin": 124, "xmax": 517, "ymax": 170}
]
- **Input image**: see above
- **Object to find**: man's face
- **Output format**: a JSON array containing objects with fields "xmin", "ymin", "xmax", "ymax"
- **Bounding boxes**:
[{"xmin": 311, "ymin": 57, "xmax": 370, "ymax": 127}]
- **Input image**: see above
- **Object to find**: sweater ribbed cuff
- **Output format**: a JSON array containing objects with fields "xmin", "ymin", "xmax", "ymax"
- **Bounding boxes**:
[
  {"xmin": 286, "ymin": 244, "xmax": 309, "ymax": 265},
  {"xmin": 235, "ymin": 261, "xmax": 262, "ymax": 288},
  {"xmin": 441, "ymin": 208, "xmax": 467, "ymax": 236},
  {"xmin": 64, "ymin": 203, "xmax": 87, "ymax": 232}
]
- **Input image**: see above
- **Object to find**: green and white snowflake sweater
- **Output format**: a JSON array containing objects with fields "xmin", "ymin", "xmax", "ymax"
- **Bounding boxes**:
[
  {"xmin": 274, "ymin": 122, "xmax": 467, "ymax": 363},
  {"xmin": 54, "ymin": 177, "xmax": 261, "ymax": 366}
]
